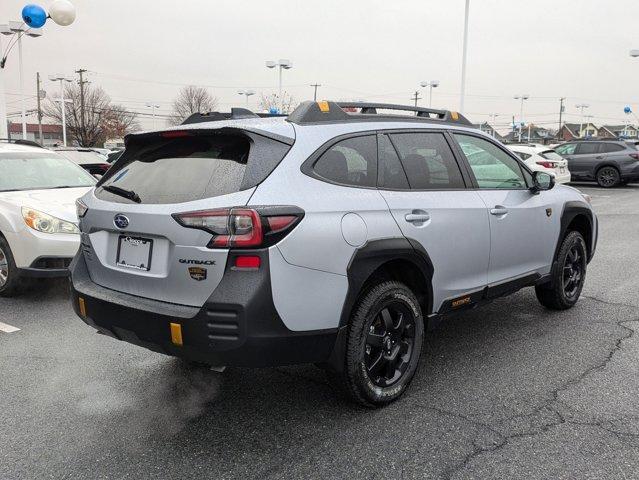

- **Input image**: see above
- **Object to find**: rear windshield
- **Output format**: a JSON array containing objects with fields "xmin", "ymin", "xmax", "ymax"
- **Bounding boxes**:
[
  {"xmin": 96, "ymin": 132, "xmax": 290, "ymax": 204},
  {"xmin": 540, "ymin": 150, "xmax": 563, "ymax": 161}
]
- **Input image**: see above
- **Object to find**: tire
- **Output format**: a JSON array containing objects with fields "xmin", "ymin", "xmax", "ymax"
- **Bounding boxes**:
[
  {"xmin": 327, "ymin": 280, "xmax": 424, "ymax": 407},
  {"xmin": 0, "ymin": 235, "xmax": 24, "ymax": 297},
  {"xmin": 596, "ymin": 166, "xmax": 620, "ymax": 188},
  {"xmin": 535, "ymin": 231, "xmax": 587, "ymax": 310}
]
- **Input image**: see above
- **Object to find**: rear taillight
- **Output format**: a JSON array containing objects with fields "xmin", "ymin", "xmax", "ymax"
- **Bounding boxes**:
[
  {"xmin": 173, "ymin": 207, "xmax": 303, "ymax": 249},
  {"xmin": 536, "ymin": 161, "xmax": 557, "ymax": 169},
  {"xmin": 99, "ymin": 163, "xmax": 111, "ymax": 173},
  {"xmin": 630, "ymin": 153, "xmax": 639, "ymax": 160}
]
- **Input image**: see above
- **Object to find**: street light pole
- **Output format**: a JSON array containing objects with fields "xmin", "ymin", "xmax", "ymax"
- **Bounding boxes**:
[
  {"xmin": 488, "ymin": 113, "xmax": 499, "ymax": 138},
  {"xmin": 514, "ymin": 94, "xmax": 529, "ymax": 143},
  {"xmin": 266, "ymin": 59, "xmax": 292, "ymax": 113},
  {"xmin": 237, "ymin": 90, "xmax": 255, "ymax": 107},
  {"xmin": 460, "ymin": 0, "xmax": 470, "ymax": 114},
  {"xmin": 50, "ymin": 75, "xmax": 73, "ymax": 146},
  {"xmin": 0, "ymin": 32, "xmax": 7, "ymax": 139},
  {"xmin": 576, "ymin": 103, "xmax": 590, "ymax": 138},
  {"xmin": 145, "ymin": 103, "xmax": 160, "ymax": 129},
  {"xmin": 420, "ymin": 80, "xmax": 440, "ymax": 108}
]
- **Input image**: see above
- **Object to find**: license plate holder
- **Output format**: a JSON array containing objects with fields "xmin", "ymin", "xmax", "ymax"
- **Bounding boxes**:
[{"xmin": 116, "ymin": 235, "xmax": 153, "ymax": 271}]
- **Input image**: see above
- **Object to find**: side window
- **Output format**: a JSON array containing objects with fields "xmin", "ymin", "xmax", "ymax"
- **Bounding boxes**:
[
  {"xmin": 514, "ymin": 151, "xmax": 532, "ymax": 160},
  {"xmin": 555, "ymin": 143, "xmax": 577, "ymax": 155},
  {"xmin": 600, "ymin": 143, "xmax": 625, "ymax": 153},
  {"xmin": 389, "ymin": 132, "xmax": 465, "ymax": 189},
  {"xmin": 453, "ymin": 134, "xmax": 527, "ymax": 189},
  {"xmin": 313, "ymin": 135, "xmax": 377, "ymax": 187},
  {"xmin": 575, "ymin": 142, "xmax": 599, "ymax": 155},
  {"xmin": 378, "ymin": 134, "xmax": 409, "ymax": 189}
]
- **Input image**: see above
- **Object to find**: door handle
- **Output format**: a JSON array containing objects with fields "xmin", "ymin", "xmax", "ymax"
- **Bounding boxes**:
[
  {"xmin": 595, "ymin": 156, "xmax": 603, "ymax": 159},
  {"xmin": 490, "ymin": 206, "xmax": 509, "ymax": 216},
  {"xmin": 405, "ymin": 213, "xmax": 430, "ymax": 223}
]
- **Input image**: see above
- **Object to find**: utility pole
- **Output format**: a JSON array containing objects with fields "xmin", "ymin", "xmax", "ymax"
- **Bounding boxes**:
[
  {"xmin": 310, "ymin": 83, "xmax": 321, "ymax": 101},
  {"xmin": 36, "ymin": 72, "xmax": 43, "ymax": 144},
  {"xmin": 558, "ymin": 97, "xmax": 565, "ymax": 139},
  {"xmin": 75, "ymin": 68, "xmax": 88, "ymax": 146},
  {"xmin": 411, "ymin": 90, "xmax": 421, "ymax": 107}
]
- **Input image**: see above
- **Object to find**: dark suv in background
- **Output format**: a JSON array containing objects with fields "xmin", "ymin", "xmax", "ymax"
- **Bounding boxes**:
[{"xmin": 555, "ymin": 140, "xmax": 639, "ymax": 187}]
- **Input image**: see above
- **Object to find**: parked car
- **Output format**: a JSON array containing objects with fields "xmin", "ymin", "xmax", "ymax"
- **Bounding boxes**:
[
  {"xmin": 554, "ymin": 140, "xmax": 639, "ymax": 187},
  {"xmin": 508, "ymin": 145, "xmax": 571, "ymax": 184},
  {"xmin": 89, "ymin": 147, "xmax": 112, "ymax": 157},
  {"xmin": 0, "ymin": 142, "xmax": 96, "ymax": 296},
  {"xmin": 70, "ymin": 101, "xmax": 597, "ymax": 406},
  {"xmin": 53, "ymin": 148, "xmax": 112, "ymax": 176}
]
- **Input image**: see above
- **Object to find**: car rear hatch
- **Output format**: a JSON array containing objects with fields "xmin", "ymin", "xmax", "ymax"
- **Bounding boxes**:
[
  {"xmin": 78, "ymin": 123, "xmax": 294, "ymax": 307},
  {"xmin": 538, "ymin": 150, "xmax": 568, "ymax": 174}
]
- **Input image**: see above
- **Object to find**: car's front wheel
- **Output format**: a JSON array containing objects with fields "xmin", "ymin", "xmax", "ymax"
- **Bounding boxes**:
[
  {"xmin": 596, "ymin": 166, "xmax": 620, "ymax": 188},
  {"xmin": 327, "ymin": 280, "xmax": 424, "ymax": 407},
  {"xmin": 535, "ymin": 231, "xmax": 587, "ymax": 310},
  {"xmin": 0, "ymin": 236, "xmax": 23, "ymax": 297}
]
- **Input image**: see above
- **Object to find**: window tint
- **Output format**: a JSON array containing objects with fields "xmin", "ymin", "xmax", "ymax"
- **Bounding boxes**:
[
  {"xmin": 540, "ymin": 150, "xmax": 564, "ymax": 161},
  {"xmin": 453, "ymin": 134, "xmax": 527, "ymax": 189},
  {"xmin": 313, "ymin": 135, "xmax": 377, "ymax": 187},
  {"xmin": 514, "ymin": 151, "xmax": 532, "ymax": 160},
  {"xmin": 576, "ymin": 142, "xmax": 599, "ymax": 155},
  {"xmin": 555, "ymin": 143, "xmax": 577, "ymax": 155},
  {"xmin": 599, "ymin": 143, "xmax": 625, "ymax": 153},
  {"xmin": 378, "ymin": 134, "xmax": 409, "ymax": 189},
  {"xmin": 98, "ymin": 135, "xmax": 250, "ymax": 204},
  {"xmin": 389, "ymin": 133, "xmax": 465, "ymax": 189}
]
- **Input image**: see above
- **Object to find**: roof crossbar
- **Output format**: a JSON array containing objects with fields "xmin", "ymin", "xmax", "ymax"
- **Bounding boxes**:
[{"xmin": 286, "ymin": 101, "xmax": 471, "ymax": 126}]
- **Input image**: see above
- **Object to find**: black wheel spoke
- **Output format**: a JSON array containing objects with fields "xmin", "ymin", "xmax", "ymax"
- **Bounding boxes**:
[
  {"xmin": 380, "ymin": 308, "xmax": 393, "ymax": 331},
  {"xmin": 367, "ymin": 351, "xmax": 385, "ymax": 376},
  {"xmin": 394, "ymin": 313, "xmax": 405, "ymax": 335}
]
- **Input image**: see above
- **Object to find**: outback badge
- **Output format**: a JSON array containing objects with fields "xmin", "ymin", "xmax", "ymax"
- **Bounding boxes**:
[{"xmin": 188, "ymin": 267, "xmax": 207, "ymax": 281}]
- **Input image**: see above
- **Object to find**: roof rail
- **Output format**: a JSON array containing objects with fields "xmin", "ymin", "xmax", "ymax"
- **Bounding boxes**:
[
  {"xmin": 0, "ymin": 139, "xmax": 44, "ymax": 148},
  {"xmin": 181, "ymin": 108, "xmax": 287, "ymax": 125},
  {"xmin": 286, "ymin": 101, "xmax": 472, "ymax": 126}
]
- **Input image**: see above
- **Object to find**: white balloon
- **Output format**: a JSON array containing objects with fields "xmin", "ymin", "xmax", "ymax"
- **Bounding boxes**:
[{"xmin": 49, "ymin": 0, "xmax": 76, "ymax": 26}]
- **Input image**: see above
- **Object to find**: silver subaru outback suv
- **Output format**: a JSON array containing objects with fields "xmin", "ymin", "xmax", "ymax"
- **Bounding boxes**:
[{"xmin": 71, "ymin": 101, "xmax": 597, "ymax": 406}]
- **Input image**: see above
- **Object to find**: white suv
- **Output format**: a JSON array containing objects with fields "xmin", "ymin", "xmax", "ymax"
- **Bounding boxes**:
[
  {"xmin": 70, "ymin": 102, "xmax": 597, "ymax": 406},
  {"xmin": 508, "ymin": 144, "xmax": 571, "ymax": 184}
]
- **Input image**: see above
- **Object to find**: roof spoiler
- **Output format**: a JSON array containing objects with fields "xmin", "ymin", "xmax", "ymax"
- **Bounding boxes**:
[{"xmin": 286, "ymin": 101, "xmax": 471, "ymax": 126}]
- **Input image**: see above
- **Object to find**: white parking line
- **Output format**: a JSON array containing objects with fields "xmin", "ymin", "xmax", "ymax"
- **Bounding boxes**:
[{"xmin": 0, "ymin": 322, "xmax": 20, "ymax": 333}]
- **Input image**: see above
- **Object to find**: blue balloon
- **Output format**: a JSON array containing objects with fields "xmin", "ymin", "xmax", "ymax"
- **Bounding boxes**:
[
  {"xmin": 269, "ymin": 107, "xmax": 280, "ymax": 115},
  {"xmin": 624, "ymin": 106, "xmax": 632, "ymax": 114},
  {"xmin": 22, "ymin": 4, "xmax": 47, "ymax": 28}
]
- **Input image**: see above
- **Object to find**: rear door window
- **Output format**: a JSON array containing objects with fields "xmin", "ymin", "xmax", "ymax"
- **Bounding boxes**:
[
  {"xmin": 97, "ymin": 132, "xmax": 290, "ymax": 204},
  {"xmin": 575, "ymin": 142, "xmax": 600, "ymax": 155},
  {"xmin": 313, "ymin": 135, "xmax": 377, "ymax": 187},
  {"xmin": 377, "ymin": 134, "xmax": 409, "ymax": 189},
  {"xmin": 389, "ymin": 132, "xmax": 465, "ymax": 189},
  {"xmin": 555, "ymin": 143, "xmax": 577, "ymax": 155}
]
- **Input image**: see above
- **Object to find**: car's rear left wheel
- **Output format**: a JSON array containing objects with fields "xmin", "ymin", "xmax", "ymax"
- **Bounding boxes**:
[
  {"xmin": 0, "ymin": 236, "xmax": 23, "ymax": 297},
  {"xmin": 327, "ymin": 280, "xmax": 424, "ymax": 407}
]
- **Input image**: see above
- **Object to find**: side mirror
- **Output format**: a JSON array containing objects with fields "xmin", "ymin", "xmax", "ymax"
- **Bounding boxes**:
[{"xmin": 531, "ymin": 171, "xmax": 555, "ymax": 193}]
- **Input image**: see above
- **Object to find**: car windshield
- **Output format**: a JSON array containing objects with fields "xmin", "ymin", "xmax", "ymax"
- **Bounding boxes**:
[
  {"xmin": 0, "ymin": 152, "xmax": 96, "ymax": 192},
  {"xmin": 540, "ymin": 150, "xmax": 564, "ymax": 161},
  {"xmin": 56, "ymin": 149, "xmax": 106, "ymax": 164}
]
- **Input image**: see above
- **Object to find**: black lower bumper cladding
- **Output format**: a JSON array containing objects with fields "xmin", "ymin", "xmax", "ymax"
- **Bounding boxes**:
[{"xmin": 69, "ymin": 250, "xmax": 338, "ymax": 367}]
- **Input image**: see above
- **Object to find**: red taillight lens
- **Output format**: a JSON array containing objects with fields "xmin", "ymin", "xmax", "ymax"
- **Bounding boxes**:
[
  {"xmin": 536, "ymin": 161, "xmax": 556, "ymax": 169},
  {"xmin": 99, "ymin": 163, "xmax": 111, "ymax": 172},
  {"xmin": 234, "ymin": 255, "xmax": 261, "ymax": 269},
  {"xmin": 630, "ymin": 153, "xmax": 639, "ymax": 160},
  {"xmin": 173, "ymin": 207, "xmax": 303, "ymax": 249}
]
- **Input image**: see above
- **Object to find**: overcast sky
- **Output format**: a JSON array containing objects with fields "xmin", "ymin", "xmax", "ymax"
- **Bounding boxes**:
[{"xmin": 2, "ymin": 0, "xmax": 639, "ymax": 132}]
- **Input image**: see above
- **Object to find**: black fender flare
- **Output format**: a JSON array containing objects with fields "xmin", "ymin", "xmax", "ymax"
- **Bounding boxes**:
[
  {"xmin": 339, "ymin": 237, "xmax": 434, "ymax": 328},
  {"xmin": 553, "ymin": 201, "xmax": 596, "ymax": 270}
]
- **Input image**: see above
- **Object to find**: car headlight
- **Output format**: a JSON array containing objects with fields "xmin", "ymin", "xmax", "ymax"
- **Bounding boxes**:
[
  {"xmin": 76, "ymin": 198, "xmax": 88, "ymax": 218},
  {"xmin": 22, "ymin": 207, "xmax": 80, "ymax": 234}
]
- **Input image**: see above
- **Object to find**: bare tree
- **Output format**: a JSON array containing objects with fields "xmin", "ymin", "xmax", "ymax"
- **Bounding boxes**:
[
  {"xmin": 44, "ymin": 84, "xmax": 138, "ymax": 147},
  {"xmin": 259, "ymin": 92, "xmax": 296, "ymax": 114},
  {"xmin": 170, "ymin": 85, "xmax": 218, "ymax": 125}
]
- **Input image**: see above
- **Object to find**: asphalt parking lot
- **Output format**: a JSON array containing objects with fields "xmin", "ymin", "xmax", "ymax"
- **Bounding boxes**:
[{"xmin": 1, "ymin": 184, "xmax": 639, "ymax": 479}]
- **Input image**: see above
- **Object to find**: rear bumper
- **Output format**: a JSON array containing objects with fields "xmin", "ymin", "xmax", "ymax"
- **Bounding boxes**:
[{"xmin": 69, "ymin": 250, "xmax": 339, "ymax": 368}]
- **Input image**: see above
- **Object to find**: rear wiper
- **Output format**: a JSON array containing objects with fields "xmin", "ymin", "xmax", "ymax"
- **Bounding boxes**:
[{"xmin": 102, "ymin": 185, "xmax": 141, "ymax": 203}]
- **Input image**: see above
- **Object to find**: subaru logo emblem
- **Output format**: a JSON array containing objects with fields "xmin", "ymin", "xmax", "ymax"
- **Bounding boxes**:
[{"xmin": 113, "ymin": 214, "xmax": 129, "ymax": 229}]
